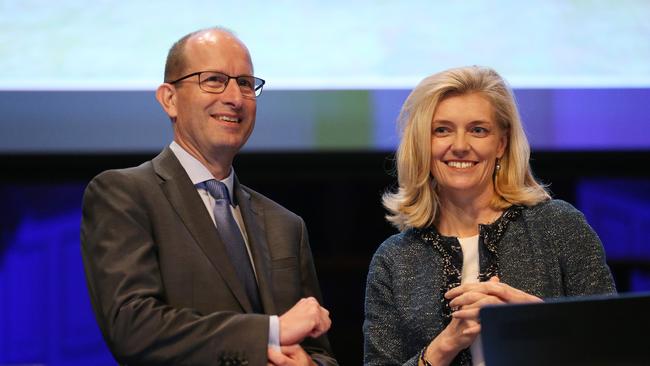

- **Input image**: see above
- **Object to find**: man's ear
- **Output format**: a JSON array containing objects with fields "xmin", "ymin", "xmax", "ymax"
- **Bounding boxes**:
[{"xmin": 155, "ymin": 83, "xmax": 178, "ymax": 119}]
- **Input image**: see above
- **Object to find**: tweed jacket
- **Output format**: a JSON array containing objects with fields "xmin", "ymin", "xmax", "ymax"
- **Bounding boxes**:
[{"xmin": 363, "ymin": 199, "xmax": 616, "ymax": 366}]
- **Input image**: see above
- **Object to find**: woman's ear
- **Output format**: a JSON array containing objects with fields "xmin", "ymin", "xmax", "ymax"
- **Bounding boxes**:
[
  {"xmin": 497, "ymin": 132, "xmax": 508, "ymax": 159},
  {"xmin": 155, "ymin": 83, "xmax": 178, "ymax": 120}
]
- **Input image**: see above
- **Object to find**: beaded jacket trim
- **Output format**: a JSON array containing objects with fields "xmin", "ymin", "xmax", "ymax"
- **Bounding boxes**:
[{"xmin": 413, "ymin": 205, "xmax": 523, "ymax": 366}]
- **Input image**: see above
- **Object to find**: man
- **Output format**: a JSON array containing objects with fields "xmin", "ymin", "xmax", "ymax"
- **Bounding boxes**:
[{"xmin": 81, "ymin": 27, "xmax": 337, "ymax": 366}]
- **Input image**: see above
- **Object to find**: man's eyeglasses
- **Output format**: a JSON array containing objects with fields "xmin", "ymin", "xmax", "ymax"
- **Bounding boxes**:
[{"xmin": 168, "ymin": 71, "xmax": 266, "ymax": 98}]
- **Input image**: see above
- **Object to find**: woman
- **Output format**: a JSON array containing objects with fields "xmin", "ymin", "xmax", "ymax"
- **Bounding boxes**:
[{"xmin": 363, "ymin": 66, "xmax": 615, "ymax": 366}]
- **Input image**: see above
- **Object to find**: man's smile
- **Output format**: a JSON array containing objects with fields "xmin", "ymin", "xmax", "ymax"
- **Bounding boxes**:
[{"xmin": 213, "ymin": 114, "xmax": 241, "ymax": 123}]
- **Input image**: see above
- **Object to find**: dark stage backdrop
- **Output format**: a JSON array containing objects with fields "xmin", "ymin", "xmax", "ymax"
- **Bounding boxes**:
[{"xmin": 1, "ymin": 151, "xmax": 649, "ymax": 365}]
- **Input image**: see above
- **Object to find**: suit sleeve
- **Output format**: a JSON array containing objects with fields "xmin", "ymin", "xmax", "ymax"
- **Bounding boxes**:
[
  {"xmin": 80, "ymin": 170, "xmax": 269, "ymax": 366},
  {"xmin": 295, "ymin": 218, "xmax": 339, "ymax": 366}
]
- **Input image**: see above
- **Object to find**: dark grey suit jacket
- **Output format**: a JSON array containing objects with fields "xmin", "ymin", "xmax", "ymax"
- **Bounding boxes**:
[{"xmin": 81, "ymin": 147, "xmax": 336, "ymax": 366}]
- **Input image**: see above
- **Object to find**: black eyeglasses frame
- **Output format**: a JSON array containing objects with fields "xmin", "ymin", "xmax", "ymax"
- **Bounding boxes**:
[{"xmin": 167, "ymin": 71, "xmax": 266, "ymax": 97}]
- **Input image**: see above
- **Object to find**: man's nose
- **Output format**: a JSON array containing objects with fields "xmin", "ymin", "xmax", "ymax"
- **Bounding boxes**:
[{"xmin": 220, "ymin": 79, "xmax": 244, "ymax": 108}]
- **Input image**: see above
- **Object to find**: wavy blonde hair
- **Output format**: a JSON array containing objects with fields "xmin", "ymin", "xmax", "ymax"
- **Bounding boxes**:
[{"xmin": 383, "ymin": 66, "xmax": 550, "ymax": 231}]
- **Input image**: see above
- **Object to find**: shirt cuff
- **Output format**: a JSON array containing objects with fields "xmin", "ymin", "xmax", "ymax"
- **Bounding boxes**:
[{"xmin": 268, "ymin": 315, "xmax": 281, "ymax": 351}]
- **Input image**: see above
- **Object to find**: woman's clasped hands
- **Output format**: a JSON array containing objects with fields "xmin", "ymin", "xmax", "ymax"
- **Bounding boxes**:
[{"xmin": 445, "ymin": 277, "xmax": 542, "ymax": 337}]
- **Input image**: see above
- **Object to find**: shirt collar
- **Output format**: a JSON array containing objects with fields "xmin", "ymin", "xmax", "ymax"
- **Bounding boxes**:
[{"xmin": 169, "ymin": 141, "xmax": 236, "ymax": 200}]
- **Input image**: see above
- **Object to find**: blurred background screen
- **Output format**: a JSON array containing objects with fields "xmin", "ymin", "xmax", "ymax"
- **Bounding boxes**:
[{"xmin": 1, "ymin": 0, "xmax": 649, "ymax": 152}]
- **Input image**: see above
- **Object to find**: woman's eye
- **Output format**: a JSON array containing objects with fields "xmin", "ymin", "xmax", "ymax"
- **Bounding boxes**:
[
  {"xmin": 471, "ymin": 126, "xmax": 489, "ymax": 136},
  {"xmin": 433, "ymin": 127, "xmax": 450, "ymax": 136}
]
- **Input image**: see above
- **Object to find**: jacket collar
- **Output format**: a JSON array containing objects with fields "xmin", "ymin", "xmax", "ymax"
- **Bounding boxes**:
[{"xmin": 152, "ymin": 147, "xmax": 276, "ymax": 314}]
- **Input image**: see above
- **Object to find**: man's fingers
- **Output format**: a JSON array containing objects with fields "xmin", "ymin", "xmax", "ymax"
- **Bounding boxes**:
[
  {"xmin": 309, "ymin": 311, "xmax": 331, "ymax": 338},
  {"xmin": 268, "ymin": 347, "xmax": 289, "ymax": 365},
  {"xmin": 279, "ymin": 297, "xmax": 332, "ymax": 345},
  {"xmin": 320, "ymin": 307, "xmax": 331, "ymax": 330}
]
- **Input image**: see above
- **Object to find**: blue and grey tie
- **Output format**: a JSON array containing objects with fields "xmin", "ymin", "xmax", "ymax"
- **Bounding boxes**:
[{"xmin": 202, "ymin": 179, "xmax": 262, "ymax": 313}]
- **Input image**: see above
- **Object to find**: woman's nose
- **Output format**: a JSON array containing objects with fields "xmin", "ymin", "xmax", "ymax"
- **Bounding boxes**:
[{"xmin": 451, "ymin": 133, "xmax": 470, "ymax": 154}]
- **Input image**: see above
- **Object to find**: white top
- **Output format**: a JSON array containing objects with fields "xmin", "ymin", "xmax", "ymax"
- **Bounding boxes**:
[{"xmin": 458, "ymin": 234, "xmax": 485, "ymax": 366}]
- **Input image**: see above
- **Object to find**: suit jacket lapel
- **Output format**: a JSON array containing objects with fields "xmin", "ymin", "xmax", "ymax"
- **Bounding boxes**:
[
  {"xmin": 234, "ymin": 177, "xmax": 277, "ymax": 315},
  {"xmin": 152, "ymin": 148, "xmax": 254, "ymax": 313}
]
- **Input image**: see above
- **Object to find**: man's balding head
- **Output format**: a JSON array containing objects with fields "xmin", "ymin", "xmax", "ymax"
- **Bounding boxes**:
[{"xmin": 163, "ymin": 27, "xmax": 252, "ymax": 82}]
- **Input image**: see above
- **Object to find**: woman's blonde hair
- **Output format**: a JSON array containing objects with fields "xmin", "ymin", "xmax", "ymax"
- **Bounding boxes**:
[{"xmin": 383, "ymin": 66, "xmax": 550, "ymax": 231}]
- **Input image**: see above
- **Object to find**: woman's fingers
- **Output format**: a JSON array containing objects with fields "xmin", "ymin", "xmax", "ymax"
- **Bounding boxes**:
[
  {"xmin": 446, "ymin": 277, "xmax": 543, "ymax": 304},
  {"xmin": 461, "ymin": 323, "xmax": 481, "ymax": 336},
  {"xmin": 449, "ymin": 291, "xmax": 506, "ymax": 308},
  {"xmin": 451, "ymin": 294, "xmax": 505, "ymax": 320},
  {"xmin": 451, "ymin": 308, "xmax": 480, "ymax": 320}
]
